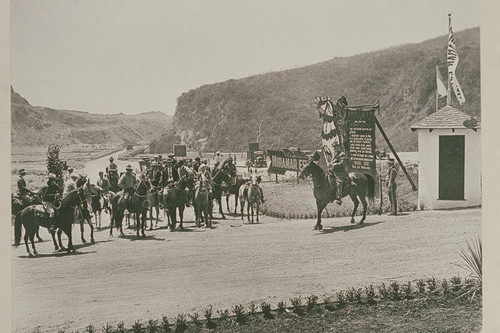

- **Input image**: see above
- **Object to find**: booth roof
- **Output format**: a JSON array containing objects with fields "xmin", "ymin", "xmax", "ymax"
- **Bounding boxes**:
[{"xmin": 410, "ymin": 105, "xmax": 480, "ymax": 131}]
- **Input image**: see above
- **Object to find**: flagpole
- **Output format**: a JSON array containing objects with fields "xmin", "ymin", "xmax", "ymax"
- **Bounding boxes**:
[
  {"xmin": 447, "ymin": 14, "xmax": 452, "ymax": 106},
  {"xmin": 435, "ymin": 64, "xmax": 439, "ymax": 112}
]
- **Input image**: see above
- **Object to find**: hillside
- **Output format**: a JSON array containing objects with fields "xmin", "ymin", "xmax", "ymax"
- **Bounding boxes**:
[
  {"xmin": 11, "ymin": 87, "xmax": 172, "ymax": 147},
  {"xmin": 153, "ymin": 28, "xmax": 479, "ymax": 153}
]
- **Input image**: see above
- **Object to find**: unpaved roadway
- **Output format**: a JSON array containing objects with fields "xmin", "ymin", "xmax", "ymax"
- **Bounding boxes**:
[{"xmin": 12, "ymin": 205, "xmax": 480, "ymax": 333}]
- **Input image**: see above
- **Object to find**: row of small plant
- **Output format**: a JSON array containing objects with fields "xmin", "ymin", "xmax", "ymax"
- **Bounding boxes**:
[{"xmin": 67, "ymin": 275, "xmax": 479, "ymax": 333}]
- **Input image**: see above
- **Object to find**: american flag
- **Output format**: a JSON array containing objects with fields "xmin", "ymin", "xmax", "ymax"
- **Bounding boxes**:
[{"xmin": 447, "ymin": 14, "xmax": 465, "ymax": 105}]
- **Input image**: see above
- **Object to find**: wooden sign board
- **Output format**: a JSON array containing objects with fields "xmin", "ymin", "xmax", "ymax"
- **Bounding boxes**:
[{"xmin": 173, "ymin": 144, "xmax": 187, "ymax": 157}]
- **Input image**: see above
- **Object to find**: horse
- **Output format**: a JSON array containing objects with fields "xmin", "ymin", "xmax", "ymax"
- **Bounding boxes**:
[
  {"xmin": 194, "ymin": 173, "xmax": 212, "ymax": 228},
  {"xmin": 162, "ymin": 173, "xmax": 195, "ymax": 231},
  {"xmin": 245, "ymin": 172, "xmax": 262, "ymax": 223},
  {"xmin": 110, "ymin": 178, "xmax": 151, "ymax": 238},
  {"xmin": 14, "ymin": 188, "xmax": 86, "ymax": 256},
  {"xmin": 222, "ymin": 176, "xmax": 248, "ymax": 214},
  {"xmin": 11, "ymin": 192, "xmax": 44, "ymax": 242},
  {"xmin": 298, "ymin": 159, "xmax": 375, "ymax": 231},
  {"xmin": 211, "ymin": 163, "xmax": 234, "ymax": 220}
]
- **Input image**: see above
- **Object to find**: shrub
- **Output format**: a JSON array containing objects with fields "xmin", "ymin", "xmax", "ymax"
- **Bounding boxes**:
[
  {"xmin": 365, "ymin": 285, "xmax": 376, "ymax": 304},
  {"xmin": 354, "ymin": 288, "xmax": 363, "ymax": 304},
  {"xmin": 450, "ymin": 276, "xmax": 462, "ymax": 293},
  {"xmin": 346, "ymin": 288, "xmax": 356, "ymax": 303},
  {"xmin": 132, "ymin": 320, "xmax": 144, "ymax": 333},
  {"xmin": 84, "ymin": 324, "xmax": 95, "ymax": 333},
  {"xmin": 426, "ymin": 277, "xmax": 437, "ymax": 292},
  {"xmin": 116, "ymin": 321, "xmax": 126, "ymax": 333},
  {"xmin": 402, "ymin": 282, "xmax": 413, "ymax": 300},
  {"xmin": 458, "ymin": 237, "xmax": 482, "ymax": 300},
  {"xmin": 261, "ymin": 301, "xmax": 274, "ymax": 319},
  {"xmin": 323, "ymin": 296, "xmax": 336, "ymax": 311},
  {"xmin": 160, "ymin": 316, "xmax": 171, "ymax": 333},
  {"xmin": 204, "ymin": 306, "xmax": 213, "ymax": 322},
  {"xmin": 336, "ymin": 291, "xmax": 347, "ymax": 307},
  {"xmin": 416, "ymin": 279, "xmax": 426, "ymax": 294},
  {"xmin": 290, "ymin": 296, "xmax": 303, "ymax": 315},
  {"xmin": 217, "ymin": 309, "xmax": 230, "ymax": 320},
  {"xmin": 232, "ymin": 304, "xmax": 247, "ymax": 325},
  {"xmin": 442, "ymin": 279, "xmax": 450, "ymax": 296},
  {"xmin": 147, "ymin": 320, "xmax": 159, "ymax": 333},
  {"xmin": 306, "ymin": 295, "xmax": 319, "ymax": 310},
  {"xmin": 389, "ymin": 282, "xmax": 401, "ymax": 301},
  {"xmin": 378, "ymin": 283, "xmax": 389, "ymax": 300},
  {"xmin": 188, "ymin": 312, "xmax": 201, "ymax": 327},
  {"xmin": 102, "ymin": 323, "xmax": 113, "ymax": 333},
  {"xmin": 277, "ymin": 301, "xmax": 287, "ymax": 314},
  {"xmin": 249, "ymin": 301, "xmax": 257, "ymax": 315},
  {"xmin": 174, "ymin": 314, "xmax": 187, "ymax": 333}
]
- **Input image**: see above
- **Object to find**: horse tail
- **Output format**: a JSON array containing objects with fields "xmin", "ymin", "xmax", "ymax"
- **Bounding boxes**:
[
  {"xmin": 366, "ymin": 175, "xmax": 376, "ymax": 205},
  {"xmin": 14, "ymin": 210, "xmax": 23, "ymax": 247}
]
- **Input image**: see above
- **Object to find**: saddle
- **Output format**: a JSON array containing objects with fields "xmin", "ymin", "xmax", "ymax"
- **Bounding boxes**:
[{"xmin": 33, "ymin": 205, "xmax": 50, "ymax": 219}]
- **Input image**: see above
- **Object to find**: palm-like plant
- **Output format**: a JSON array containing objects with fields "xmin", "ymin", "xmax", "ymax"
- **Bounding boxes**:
[{"xmin": 457, "ymin": 237, "xmax": 482, "ymax": 300}]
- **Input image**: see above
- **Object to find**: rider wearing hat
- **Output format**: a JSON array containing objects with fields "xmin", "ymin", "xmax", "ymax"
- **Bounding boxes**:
[
  {"xmin": 148, "ymin": 161, "xmax": 162, "ymax": 188},
  {"xmin": 135, "ymin": 159, "xmax": 148, "ymax": 180},
  {"xmin": 224, "ymin": 156, "xmax": 238, "ymax": 185},
  {"xmin": 214, "ymin": 151, "xmax": 224, "ymax": 168},
  {"xmin": 17, "ymin": 168, "xmax": 35, "ymax": 204},
  {"xmin": 63, "ymin": 172, "xmax": 79, "ymax": 196},
  {"xmin": 40, "ymin": 173, "xmax": 62, "ymax": 231},
  {"xmin": 328, "ymin": 144, "xmax": 348, "ymax": 205},
  {"xmin": 118, "ymin": 164, "xmax": 137, "ymax": 207},
  {"xmin": 107, "ymin": 156, "xmax": 119, "ymax": 187},
  {"xmin": 192, "ymin": 157, "xmax": 201, "ymax": 173}
]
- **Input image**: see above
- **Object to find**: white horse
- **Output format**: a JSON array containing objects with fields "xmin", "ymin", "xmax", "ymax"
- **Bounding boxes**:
[{"xmin": 239, "ymin": 169, "xmax": 262, "ymax": 223}]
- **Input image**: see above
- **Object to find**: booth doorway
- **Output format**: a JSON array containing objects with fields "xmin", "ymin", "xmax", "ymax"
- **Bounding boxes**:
[{"xmin": 439, "ymin": 135, "xmax": 465, "ymax": 200}]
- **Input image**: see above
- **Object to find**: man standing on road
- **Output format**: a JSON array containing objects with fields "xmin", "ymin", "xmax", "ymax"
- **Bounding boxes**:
[{"xmin": 386, "ymin": 158, "xmax": 398, "ymax": 215}]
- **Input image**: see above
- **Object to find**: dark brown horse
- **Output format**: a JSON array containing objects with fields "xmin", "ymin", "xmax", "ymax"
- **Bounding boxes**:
[
  {"xmin": 11, "ymin": 192, "xmax": 44, "ymax": 242},
  {"xmin": 211, "ymin": 164, "xmax": 233, "ymax": 219},
  {"xmin": 299, "ymin": 160, "xmax": 375, "ymax": 230},
  {"xmin": 110, "ymin": 178, "xmax": 151, "ymax": 238},
  {"xmin": 14, "ymin": 188, "xmax": 86, "ymax": 256},
  {"xmin": 163, "ymin": 174, "xmax": 195, "ymax": 231},
  {"xmin": 222, "ymin": 176, "xmax": 248, "ymax": 214}
]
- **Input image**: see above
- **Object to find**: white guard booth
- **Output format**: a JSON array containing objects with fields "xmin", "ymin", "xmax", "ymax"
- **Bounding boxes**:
[{"xmin": 410, "ymin": 106, "xmax": 481, "ymax": 210}]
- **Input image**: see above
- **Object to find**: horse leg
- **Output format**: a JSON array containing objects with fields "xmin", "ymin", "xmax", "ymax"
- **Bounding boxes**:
[
  {"xmin": 35, "ymin": 228, "xmax": 43, "ymax": 242},
  {"xmin": 80, "ymin": 219, "xmax": 87, "ymax": 244},
  {"xmin": 247, "ymin": 203, "xmax": 250, "ymax": 222},
  {"xmin": 240, "ymin": 198, "xmax": 244, "ymax": 220},
  {"xmin": 135, "ymin": 213, "xmax": 140, "ymax": 239},
  {"xmin": 24, "ymin": 233, "xmax": 32, "ymax": 257},
  {"xmin": 57, "ymin": 229, "xmax": 66, "ymax": 251},
  {"xmin": 179, "ymin": 205, "xmax": 185, "ymax": 231},
  {"xmin": 226, "ymin": 194, "xmax": 230, "ymax": 214},
  {"xmin": 149, "ymin": 208, "xmax": 153, "ymax": 230},
  {"xmin": 65, "ymin": 226, "xmax": 75, "ymax": 253},
  {"xmin": 50, "ymin": 229, "xmax": 59, "ymax": 251},
  {"xmin": 350, "ymin": 194, "xmax": 359, "ymax": 224},
  {"xmin": 315, "ymin": 200, "xmax": 327, "ymax": 231},
  {"xmin": 30, "ymin": 233, "xmax": 37, "ymax": 256},
  {"xmin": 235, "ymin": 194, "xmax": 238, "ymax": 215},
  {"xmin": 256, "ymin": 204, "xmax": 259, "ymax": 223},
  {"xmin": 142, "ymin": 212, "xmax": 147, "ymax": 238},
  {"xmin": 169, "ymin": 206, "xmax": 176, "ymax": 231},
  {"xmin": 155, "ymin": 206, "xmax": 160, "ymax": 227},
  {"xmin": 88, "ymin": 218, "xmax": 95, "ymax": 244},
  {"xmin": 218, "ymin": 195, "xmax": 226, "ymax": 219},
  {"xmin": 359, "ymin": 196, "xmax": 368, "ymax": 224}
]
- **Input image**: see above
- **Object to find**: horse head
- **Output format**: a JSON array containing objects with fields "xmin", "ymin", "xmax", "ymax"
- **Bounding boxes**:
[
  {"xmin": 299, "ymin": 158, "xmax": 323, "ymax": 180},
  {"xmin": 136, "ymin": 177, "xmax": 151, "ymax": 195}
]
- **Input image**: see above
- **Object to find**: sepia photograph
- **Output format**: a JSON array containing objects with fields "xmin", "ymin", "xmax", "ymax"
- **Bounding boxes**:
[{"xmin": 6, "ymin": 0, "xmax": 488, "ymax": 332}]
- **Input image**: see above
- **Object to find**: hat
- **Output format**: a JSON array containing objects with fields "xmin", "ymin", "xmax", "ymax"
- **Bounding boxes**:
[
  {"xmin": 71, "ymin": 173, "xmax": 79, "ymax": 179},
  {"xmin": 195, "ymin": 157, "xmax": 200, "ymax": 161},
  {"xmin": 109, "ymin": 157, "xmax": 114, "ymax": 161},
  {"xmin": 68, "ymin": 167, "xmax": 73, "ymax": 172},
  {"xmin": 168, "ymin": 153, "xmax": 175, "ymax": 158},
  {"xmin": 48, "ymin": 173, "xmax": 57, "ymax": 180},
  {"xmin": 19, "ymin": 168, "xmax": 26, "ymax": 174},
  {"xmin": 126, "ymin": 164, "xmax": 133, "ymax": 170},
  {"xmin": 216, "ymin": 151, "xmax": 220, "ymax": 155},
  {"xmin": 228, "ymin": 157, "xmax": 233, "ymax": 161},
  {"xmin": 338, "ymin": 96, "xmax": 348, "ymax": 106},
  {"xmin": 151, "ymin": 161, "xmax": 159, "ymax": 167}
]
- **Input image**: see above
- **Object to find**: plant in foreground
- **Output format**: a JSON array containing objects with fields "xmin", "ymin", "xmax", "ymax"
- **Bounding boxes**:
[
  {"xmin": 416, "ymin": 279, "xmax": 426, "ymax": 294},
  {"xmin": 160, "ymin": 316, "xmax": 171, "ymax": 333},
  {"xmin": 290, "ymin": 296, "xmax": 304, "ymax": 315},
  {"xmin": 204, "ymin": 306, "xmax": 216, "ymax": 328},
  {"xmin": 249, "ymin": 301, "xmax": 257, "ymax": 315},
  {"xmin": 402, "ymin": 282, "xmax": 413, "ymax": 300},
  {"xmin": 174, "ymin": 314, "xmax": 187, "ymax": 333},
  {"xmin": 188, "ymin": 312, "xmax": 201, "ymax": 327},
  {"xmin": 450, "ymin": 276, "xmax": 462, "ymax": 293},
  {"xmin": 389, "ymin": 282, "xmax": 401, "ymax": 301},
  {"xmin": 306, "ymin": 294, "xmax": 319, "ymax": 310},
  {"xmin": 217, "ymin": 309, "xmax": 230, "ymax": 320},
  {"xmin": 147, "ymin": 319, "xmax": 159, "ymax": 333},
  {"xmin": 336, "ymin": 291, "xmax": 347, "ymax": 308},
  {"xmin": 378, "ymin": 283, "xmax": 389, "ymax": 300},
  {"xmin": 116, "ymin": 321, "xmax": 126, "ymax": 333},
  {"xmin": 458, "ymin": 237, "xmax": 482, "ymax": 300},
  {"xmin": 84, "ymin": 324, "xmax": 95, "ymax": 333},
  {"xmin": 365, "ymin": 285, "xmax": 376, "ymax": 304},
  {"xmin": 132, "ymin": 320, "xmax": 144, "ymax": 333},
  {"xmin": 261, "ymin": 301, "xmax": 274, "ymax": 319},
  {"xmin": 323, "ymin": 295, "xmax": 336, "ymax": 311},
  {"xmin": 232, "ymin": 304, "xmax": 247, "ymax": 324},
  {"xmin": 102, "ymin": 323, "xmax": 113, "ymax": 333},
  {"xmin": 277, "ymin": 300, "xmax": 287, "ymax": 314},
  {"xmin": 442, "ymin": 279, "xmax": 450, "ymax": 296},
  {"xmin": 426, "ymin": 277, "xmax": 437, "ymax": 292}
]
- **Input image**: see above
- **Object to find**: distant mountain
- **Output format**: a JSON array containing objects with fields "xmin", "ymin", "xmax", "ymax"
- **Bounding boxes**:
[
  {"xmin": 11, "ymin": 87, "xmax": 172, "ymax": 147},
  {"xmin": 151, "ymin": 27, "xmax": 479, "ymax": 153}
]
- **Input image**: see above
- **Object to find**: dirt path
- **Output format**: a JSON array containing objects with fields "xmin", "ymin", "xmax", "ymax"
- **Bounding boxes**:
[{"xmin": 11, "ymin": 206, "xmax": 480, "ymax": 333}]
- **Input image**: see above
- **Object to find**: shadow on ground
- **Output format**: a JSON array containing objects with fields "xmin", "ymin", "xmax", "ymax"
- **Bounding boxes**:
[{"xmin": 316, "ymin": 221, "xmax": 384, "ymax": 234}]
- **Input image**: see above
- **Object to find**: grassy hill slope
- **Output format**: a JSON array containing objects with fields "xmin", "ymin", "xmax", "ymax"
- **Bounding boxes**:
[
  {"xmin": 11, "ymin": 87, "xmax": 172, "ymax": 147},
  {"xmin": 154, "ymin": 27, "xmax": 479, "ymax": 153}
]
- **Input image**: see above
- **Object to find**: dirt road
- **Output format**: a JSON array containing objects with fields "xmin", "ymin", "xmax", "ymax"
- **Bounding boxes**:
[{"xmin": 12, "ymin": 206, "xmax": 480, "ymax": 332}]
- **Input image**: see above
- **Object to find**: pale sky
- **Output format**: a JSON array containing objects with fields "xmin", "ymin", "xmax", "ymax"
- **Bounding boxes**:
[{"xmin": 11, "ymin": 0, "xmax": 480, "ymax": 115}]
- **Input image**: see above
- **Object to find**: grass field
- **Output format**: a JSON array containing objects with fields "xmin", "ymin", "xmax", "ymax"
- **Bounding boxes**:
[{"xmin": 260, "ymin": 163, "xmax": 419, "ymax": 219}]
